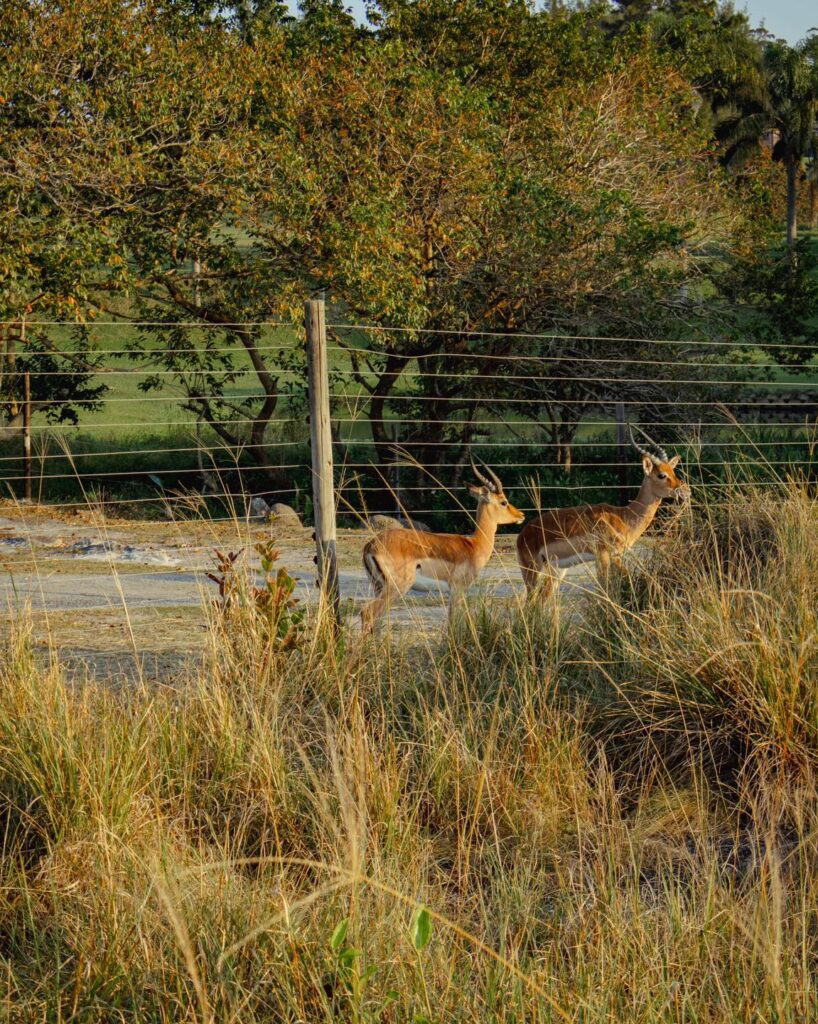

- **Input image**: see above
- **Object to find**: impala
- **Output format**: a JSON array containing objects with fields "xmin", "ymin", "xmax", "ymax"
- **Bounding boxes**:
[
  {"xmin": 517, "ymin": 426, "xmax": 690, "ymax": 599},
  {"xmin": 361, "ymin": 460, "xmax": 525, "ymax": 633}
]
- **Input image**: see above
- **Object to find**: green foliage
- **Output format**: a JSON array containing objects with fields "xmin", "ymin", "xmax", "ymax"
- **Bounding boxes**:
[
  {"xmin": 330, "ymin": 916, "xmax": 349, "ymax": 951},
  {"xmin": 0, "ymin": 0, "xmax": 293, "ymax": 468},
  {"xmin": 0, "ymin": 329, "xmax": 107, "ymax": 430},
  {"xmin": 0, "ymin": 0, "xmax": 813, "ymax": 498},
  {"xmin": 717, "ymin": 35, "xmax": 818, "ymax": 253},
  {"xmin": 733, "ymin": 237, "xmax": 818, "ymax": 368},
  {"xmin": 206, "ymin": 539, "xmax": 305, "ymax": 651},
  {"xmin": 411, "ymin": 905, "xmax": 433, "ymax": 951}
]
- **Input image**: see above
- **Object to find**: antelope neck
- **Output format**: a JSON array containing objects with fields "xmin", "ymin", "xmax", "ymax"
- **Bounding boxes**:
[
  {"xmin": 472, "ymin": 500, "xmax": 500, "ymax": 566},
  {"xmin": 622, "ymin": 477, "xmax": 662, "ymax": 538}
]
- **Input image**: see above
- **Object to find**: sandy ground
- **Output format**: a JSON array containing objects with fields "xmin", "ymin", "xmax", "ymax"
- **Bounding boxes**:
[{"xmin": 0, "ymin": 500, "xmax": 598, "ymax": 682}]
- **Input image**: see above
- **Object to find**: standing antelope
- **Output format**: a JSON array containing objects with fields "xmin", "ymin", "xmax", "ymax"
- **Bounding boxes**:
[
  {"xmin": 517, "ymin": 426, "xmax": 690, "ymax": 599},
  {"xmin": 361, "ymin": 460, "xmax": 525, "ymax": 633}
]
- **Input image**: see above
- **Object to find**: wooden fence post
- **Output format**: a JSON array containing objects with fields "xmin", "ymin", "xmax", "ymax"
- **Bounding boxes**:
[
  {"xmin": 305, "ymin": 298, "xmax": 340, "ymax": 628},
  {"xmin": 23, "ymin": 371, "xmax": 32, "ymax": 503},
  {"xmin": 615, "ymin": 402, "xmax": 628, "ymax": 507}
]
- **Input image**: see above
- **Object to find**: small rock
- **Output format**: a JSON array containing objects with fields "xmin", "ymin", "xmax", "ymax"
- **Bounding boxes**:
[
  {"xmin": 270, "ymin": 502, "xmax": 302, "ymax": 528},
  {"xmin": 367, "ymin": 514, "xmax": 404, "ymax": 532}
]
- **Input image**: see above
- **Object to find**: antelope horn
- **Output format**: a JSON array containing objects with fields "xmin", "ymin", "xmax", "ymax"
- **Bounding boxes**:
[
  {"xmin": 634, "ymin": 424, "xmax": 669, "ymax": 463},
  {"xmin": 470, "ymin": 456, "xmax": 502, "ymax": 493},
  {"xmin": 628, "ymin": 423, "xmax": 661, "ymax": 466},
  {"xmin": 480, "ymin": 459, "xmax": 504, "ymax": 493},
  {"xmin": 470, "ymin": 455, "xmax": 492, "ymax": 489}
]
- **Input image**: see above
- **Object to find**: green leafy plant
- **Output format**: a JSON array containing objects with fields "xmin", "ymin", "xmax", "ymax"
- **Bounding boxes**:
[
  {"xmin": 411, "ymin": 906, "xmax": 432, "ymax": 952},
  {"xmin": 206, "ymin": 539, "xmax": 304, "ymax": 650},
  {"xmin": 326, "ymin": 916, "xmax": 396, "ymax": 1022}
]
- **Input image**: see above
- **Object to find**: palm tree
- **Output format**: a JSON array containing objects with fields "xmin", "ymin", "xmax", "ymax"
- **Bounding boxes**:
[
  {"xmin": 722, "ymin": 37, "xmax": 818, "ymax": 258},
  {"xmin": 804, "ymin": 156, "xmax": 818, "ymax": 230},
  {"xmin": 766, "ymin": 39, "xmax": 818, "ymax": 251}
]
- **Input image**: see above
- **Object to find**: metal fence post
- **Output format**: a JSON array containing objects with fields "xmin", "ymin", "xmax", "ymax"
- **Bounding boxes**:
[{"xmin": 305, "ymin": 298, "xmax": 340, "ymax": 628}]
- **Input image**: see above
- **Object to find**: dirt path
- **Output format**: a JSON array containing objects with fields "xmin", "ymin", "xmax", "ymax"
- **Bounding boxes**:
[{"xmin": 0, "ymin": 501, "xmax": 598, "ymax": 680}]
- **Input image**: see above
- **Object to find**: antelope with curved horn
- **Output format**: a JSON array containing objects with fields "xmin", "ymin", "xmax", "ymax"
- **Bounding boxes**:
[
  {"xmin": 361, "ymin": 459, "xmax": 525, "ymax": 633},
  {"xmin": 516, "ymin": 425, "xmax": 690, "ymax": 600}
]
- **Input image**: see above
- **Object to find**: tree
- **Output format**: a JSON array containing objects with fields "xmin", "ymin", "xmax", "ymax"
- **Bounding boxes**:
[
  {"xmin": 0, "ymin": 0, "xmax": 297, "ymax": 477},
  {"xmin": 253, "ymin": 22, "xmax": 756, "ymax": 483},
  {"xmin": 806, "ymin": 157, "xmax": 818, "ymax": 228},
  {"xmin": 0, "ymin": 0, "xmax": 116, "ymax": 436},
  {"xmin": 0, "ymin": 0, "xmax": 770, "ymax": 501},
  {"xmin": 721, "ymin": 37, "xmax": 818, "ymax": 256},
  {"xmin": 0, "ymin": 329, "xmax": 107, "ymax": 440}
]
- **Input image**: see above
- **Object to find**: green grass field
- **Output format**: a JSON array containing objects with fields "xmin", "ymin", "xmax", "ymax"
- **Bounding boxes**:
[{"xmin": 3, "ymin": 303, "xmax": 817, "ymax": 523}]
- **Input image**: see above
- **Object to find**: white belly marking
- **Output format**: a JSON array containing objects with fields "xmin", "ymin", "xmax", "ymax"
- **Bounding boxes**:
[{"xmin": 552, "ymin": 552, "xmax": 598, "ymax": 569}]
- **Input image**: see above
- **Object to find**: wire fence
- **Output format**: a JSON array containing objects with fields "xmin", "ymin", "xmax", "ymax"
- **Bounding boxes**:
[{"xmin": 1, "ymin": 318, "xmax": 817, "ymax": 528}]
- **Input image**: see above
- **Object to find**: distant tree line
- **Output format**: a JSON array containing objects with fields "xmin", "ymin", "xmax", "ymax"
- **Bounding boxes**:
[{"xmin": 1, "ymin": 0, "xmax": 817, "ymax": 497}]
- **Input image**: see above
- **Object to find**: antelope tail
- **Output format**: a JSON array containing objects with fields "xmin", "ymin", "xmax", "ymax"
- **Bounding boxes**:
[{"xmin": 363, "ymin": 546, "xmax": 386, "ymax": 594}]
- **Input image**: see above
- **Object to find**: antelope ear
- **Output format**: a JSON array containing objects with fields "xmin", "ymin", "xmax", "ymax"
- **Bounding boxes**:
[
  {"xmin": 642, "ymin": 455, "xmax": 654, "ymax": 475},
  {"xmin": 668, "ymin": 455, "xmax": 681, "ymax": 469},
  {"xmin": 466, "ymin": 483, "xmax": 484, "ymax": 497}
]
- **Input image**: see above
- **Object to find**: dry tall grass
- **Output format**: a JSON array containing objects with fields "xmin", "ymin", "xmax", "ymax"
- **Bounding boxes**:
[{"xmin": 1, "ymin": 482, "xmax": 818, "ymax": 1021}]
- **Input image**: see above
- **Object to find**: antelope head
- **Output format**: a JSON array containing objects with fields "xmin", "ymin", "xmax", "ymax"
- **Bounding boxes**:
[
  {"xmin": 629, "ymin": 425, "xmax": 690, "ymax": 505},
  {"xmin": 468, "ymin": 458, "xmax": 525, "ymax": 525}
]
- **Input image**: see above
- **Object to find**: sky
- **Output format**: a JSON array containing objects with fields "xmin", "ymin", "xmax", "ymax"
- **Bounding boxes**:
[
  {"xmin": 741, "ymin": 0, "xmax": 815, "ymax": 43},
  {"xmin": 297, "ymin": 1, "xmax": 814, "ymax": 44}
]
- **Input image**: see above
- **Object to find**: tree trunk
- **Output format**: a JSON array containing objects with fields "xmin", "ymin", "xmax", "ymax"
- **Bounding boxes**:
[
  {"xmin": 192, "ymin": 257, "xmax": 202, "ymax": 306},
  {"xmin": 368, "ymin": 354, "xmax": 406, "ymax": 510},
  {"xmin": 809, "ymin": 179, "xmax": 817, "ymax": 231},
  {"xmin": 556, "ymin": 418, "xmax": 577, "ymax": 474},
  {"xmin": 161, "ymin": 279, "xmax": 282, "ymax": 479},
  {"xmin": 5, "ymin": 322, "xmax": 18, "ymax": 419},
  {"xmin": 786, "ymin": 156, "xmax": 798, "ymax": 260}
]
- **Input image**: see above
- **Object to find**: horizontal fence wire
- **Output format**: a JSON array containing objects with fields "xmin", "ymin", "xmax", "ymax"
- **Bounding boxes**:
[
  {"xmin": 335, "ymin": 436, "xmax": 816, "ymax": 446},
  {"xmin": 4, "ymin": 465, "xmax": 812, "ymax": 488},
  {"xmin": 12, "ymin": 420, "xmax": 304, "ymax": 433},
  {"xmin": 0, "ymin": 485, "xmax": 799, "ymax": 520},
  {"xmin": 8, "ymin": 419, "xmax": 817, "ymax": 433},
  {"xmin": 328, "ymin": 396, "xmax": 818, "ymax": 406},
  {"xmin": 0, "ymin": 321, "xmax": 295, "ymax": 328},
  {"xmin": 327, "ymin": 323, "xmax": 818, "ymax": 351},
  {"xmin": 7, "ymin": 317, "xmax": 818, "ymax": 351},
  {"xmin": 3, "ymin": 368, "xmax": 303, "ymax": 378},
  {"xmin": 1, "ymin": 345, "xmax": 298, "ymax": 359},
  {"xmin": 0, "ymin": 321, "xmax": 816, "ymax": 538},
  {"xmin": 6, "ymin": 395, "xmax": 818, "ymax": 412},
  {"xmin": 334, "ymin": 421, "xmax": 818, "ymax": 430},
  {"xmin": 0, "ymin": 489, "xmax": 301, "ymax": 510},
  {"xmin": 336, "ymin": 457, "xmax": 814, "ymax": 468},
  {"xmin": 0, "ymin": 443, "xmax": 809, "ymax": 468},
  {"xmin": 10, "ymin": 363, "xmax": 818, "ymax": 382},
  {"xmin": 0, "ymin": 444, "xmax": 301, "ymax": 464},
  {"xmin": 6, "ymin": 433, "xmax": 812, "ymax": 454},
  {"xmin": 0, "ymin": 465, "xmax": 301, "ymax": 483},
  {"xmin": 328, "ymin": 369, "xmax": 818, "ymax": 388},
  {"xmin": 327, "ymin": 348, "xmax": 814, "ymax": 372},
  {"xmin": 1, "ymin": 396, "xmax": 296, "ymax": 407}
]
